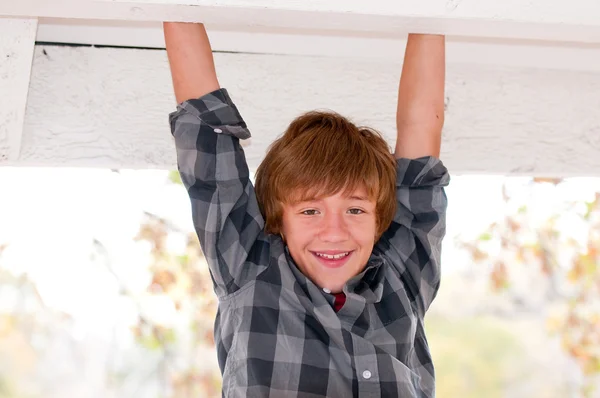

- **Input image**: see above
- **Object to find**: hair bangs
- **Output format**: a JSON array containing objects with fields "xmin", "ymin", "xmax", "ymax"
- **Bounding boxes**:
[
  {"xmin": 276, "ymin": 134, "xmax": 382, "ymax": 206},
  {"xmin": 254, "ymin": 110, "xmax": 397, "ymax": 237}
]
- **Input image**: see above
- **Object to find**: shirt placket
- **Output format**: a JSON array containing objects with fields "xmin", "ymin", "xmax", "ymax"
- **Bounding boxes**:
[
  {"xmin": 336, "ymin": 292, "xmax": 380, "ymax": 397},
  {"xmin": 353, "ymin": 335, "xmax": 380, "ymax": 397}
]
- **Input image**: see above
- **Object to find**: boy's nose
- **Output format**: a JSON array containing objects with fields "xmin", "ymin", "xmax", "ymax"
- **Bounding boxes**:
[{"xmin": 319, "ymin": 213, "xmax": 349, "ymax": 242}]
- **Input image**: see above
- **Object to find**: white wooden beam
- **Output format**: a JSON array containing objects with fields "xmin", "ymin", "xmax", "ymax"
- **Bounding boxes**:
[
  {"xmin": 34, "ymin": 19, "xmax": 600, "ymax": 73},
  {"xmin": 2, "ymin": 0, "xmax": 600, "ymax": 43},
  {"xmin": 0, "ymin": 18, "xmax": 38, "ymax": 162},
  {"xmin": 4, "ymin": 44, "xmax": 600, "ymax": 176}
]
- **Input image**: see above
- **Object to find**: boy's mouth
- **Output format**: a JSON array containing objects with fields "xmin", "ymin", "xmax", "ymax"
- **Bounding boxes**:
[{"xmin": 311, "ymin": 251, "xmax": 354, "ymax": 268}]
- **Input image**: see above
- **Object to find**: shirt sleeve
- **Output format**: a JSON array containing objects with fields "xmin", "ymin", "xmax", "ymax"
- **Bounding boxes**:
[
  {"xmin": 376, "ymin": 156, "xmax": 450, "ymax": 317},
  {"xmin": 168, "ymin": 88, "xmax": 267, "ymax": 298}
]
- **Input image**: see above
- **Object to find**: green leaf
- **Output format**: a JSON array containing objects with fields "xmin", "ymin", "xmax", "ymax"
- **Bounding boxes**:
[
  {"xmin": 164, "ymin": 328, "xmax": 177, "ymax": 343},
  {"xmin": 169, "ymin": 170, "xmax": 183, "ymax": 186},
  {"xmin": 584, "ymin": 201, "xmax": 594, "ymax": 220},
  {"xmin": 478, "ymin": 232, "xmax": 493, "ymax": 241},
  {"xmin": 139, "ymin": 334, "xmax": 162, "ymax": 350},
  {"xmin": 176, "ymin": 254, "xmax": 189, "ymax": 266}
]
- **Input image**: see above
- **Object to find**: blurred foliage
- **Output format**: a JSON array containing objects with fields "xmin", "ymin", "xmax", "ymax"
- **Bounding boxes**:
[
  {"xmin": 460, "ymin": 179, "xmax": 600, "ymax": 396},
  {"xmin": 128, "ymin": 210, "xmax": 221, "ymax": 397},
  {"xmin": 427, "ymin": 314, "xmax": 526, "ymax": 398},
  {"xmin": 0, "ymin": 171, "xmax": 221, "ymax": 398},
  {"xmin": 0, "ymin": 244, "xmax": 69, "ymax": 398},
  {"xmin": 168, "ymin": 170, "xmax": 183, "ymax": 186}
]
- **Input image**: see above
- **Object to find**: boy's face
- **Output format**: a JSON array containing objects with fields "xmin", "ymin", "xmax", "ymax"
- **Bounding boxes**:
[{"xmin": 281, "ymin": 187, "xmax": 377, "ymax": 293}]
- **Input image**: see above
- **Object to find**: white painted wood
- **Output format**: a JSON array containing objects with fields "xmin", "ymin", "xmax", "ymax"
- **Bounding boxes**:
[
  {"xmin": 0, "ymin": 18, "xmax": 38, "ymax": 162},
  {"xmin": 3, "ymin": 0, "xmax": 600, "ymax": 43},
  {"xmin": 4, "ymin": 44, "xmax": 600, "ymax": 176},
  {"xmin": 35, "ymin": 19, "xmax": 600, "ymax": 72}
]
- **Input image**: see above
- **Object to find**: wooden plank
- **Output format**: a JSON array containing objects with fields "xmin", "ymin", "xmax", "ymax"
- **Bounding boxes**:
[
  {"xmin": 0, "ymin": 18, "xmax": 38, "ymax": 162},
  {"xmin": 35, "ymin": 19, "xmax": 600, "ymax": 72},
  {"xmin": 3, "ymin": 44, "xmax": 600, "ymax": 176},
  {"xmin": 2, "ymin": 0, "xmax": 600, "ymax": 43}
]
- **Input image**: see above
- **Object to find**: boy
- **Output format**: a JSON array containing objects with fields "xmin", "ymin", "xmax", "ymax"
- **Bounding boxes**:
[{"xmin": 165, "ymin": 22, "xmax": 449, "ymax": 397}]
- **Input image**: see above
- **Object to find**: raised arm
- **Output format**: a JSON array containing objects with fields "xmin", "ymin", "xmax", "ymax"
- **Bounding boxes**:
[
  {"xmin": 165, "ymin": 23, "xmax": 266, "ymax": 299},
  {"xmin": 395, "ymin": 34, "xmax": 445, "ymax": 159},
  {"xmin": 164, "ymin": 22, "xmax": 220, "ymax": 104},
  {"xmin": 377, "ymin": 34, "xmax": 448, "ymax": 317}
]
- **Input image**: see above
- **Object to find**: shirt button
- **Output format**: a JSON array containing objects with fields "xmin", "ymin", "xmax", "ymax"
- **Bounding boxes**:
[
  {"xmin": 214, "ymin": 128, "xmax": 223, "ymax": 133},
  {"xmin": 362, "ymin": 370, "xmax": 372, "ymax": 379},
  {"xmin": 323, "ymin": 288, "xmax": 331, "ymax": 294}
]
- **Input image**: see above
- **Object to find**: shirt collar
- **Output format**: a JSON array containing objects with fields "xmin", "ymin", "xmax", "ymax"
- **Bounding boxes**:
[{"xmin": 283, "ymin": 245, "xmax": 386, "ymax": 304}]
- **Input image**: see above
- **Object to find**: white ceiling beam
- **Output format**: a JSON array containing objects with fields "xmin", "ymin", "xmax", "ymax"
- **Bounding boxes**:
[
  {"xmin": 4, "ymin": 44, "xmax": 600, "ymax": 176},
  {"xmin": 33, "ymin": 19, "xmax": 600, "ymax": 73},
  {"xmin": 3, "ymin": 0, "xmax": 600, "ymax": 43},
  {"xmin": 0, "ymin": 18, "xmax": 38, "ymax": 162}
]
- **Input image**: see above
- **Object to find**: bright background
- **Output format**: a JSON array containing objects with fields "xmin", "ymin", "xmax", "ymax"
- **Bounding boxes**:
[{"xmin": 1, "ymin": 167, "xmax": 599, "ymax": 397}]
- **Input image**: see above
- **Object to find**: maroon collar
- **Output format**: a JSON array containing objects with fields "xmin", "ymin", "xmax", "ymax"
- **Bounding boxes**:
[{"xmin": 333, "ymin": 292, "xmax": 346, "ymax": 312}]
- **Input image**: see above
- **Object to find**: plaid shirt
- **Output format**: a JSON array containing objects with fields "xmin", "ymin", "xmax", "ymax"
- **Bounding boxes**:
[{"xmin": 169, "ymin": 89, "xmax": 450, "ymax": 398}]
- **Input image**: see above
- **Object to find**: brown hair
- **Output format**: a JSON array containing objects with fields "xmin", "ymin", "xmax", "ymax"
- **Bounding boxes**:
[{"xmin": 255, "ymin": 110, "xmax": 397, "ymax": 239}]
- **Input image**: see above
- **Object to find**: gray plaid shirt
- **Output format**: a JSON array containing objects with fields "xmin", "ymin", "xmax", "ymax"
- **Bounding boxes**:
[{"xmin": 169, "ymin": 89, "xmax": 450, "ymax": 398}]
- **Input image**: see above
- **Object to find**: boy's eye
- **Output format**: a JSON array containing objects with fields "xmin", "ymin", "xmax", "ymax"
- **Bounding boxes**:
[
  {"xmin": 301, "ymin": 209, "xmax": 319, "ymax": 216},
  {"xmin": 348, "ymin": 208, "xmax": 364, "ymax": 215}
]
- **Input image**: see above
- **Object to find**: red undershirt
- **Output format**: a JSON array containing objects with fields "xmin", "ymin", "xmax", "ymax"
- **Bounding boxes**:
[{"xmin": 333, "ymin": 292, "xmax": 346, "ymax": 312}]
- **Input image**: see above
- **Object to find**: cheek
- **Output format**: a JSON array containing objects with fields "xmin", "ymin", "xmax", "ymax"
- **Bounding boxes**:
[
  {"xmin": 353, "ymin": 219, "xmax": 378, "ymax": 246},
  {"xmin": 282, "ymin": 215, "xmax": 315, "ymax": 243},
  {"xmin": 350, "ymin": 215, "xmax": 377, "ymax": 231}
]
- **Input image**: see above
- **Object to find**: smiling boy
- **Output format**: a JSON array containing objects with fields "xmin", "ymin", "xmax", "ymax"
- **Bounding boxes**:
[{"xmin": 165, "ymin": 22, "xmax": 449, "ymax": 398}]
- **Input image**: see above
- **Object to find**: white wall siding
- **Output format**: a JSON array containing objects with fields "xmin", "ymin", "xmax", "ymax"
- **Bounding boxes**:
[{"xmin": 4, "ymin": 44, "xmax": 600, "ymax": 176}]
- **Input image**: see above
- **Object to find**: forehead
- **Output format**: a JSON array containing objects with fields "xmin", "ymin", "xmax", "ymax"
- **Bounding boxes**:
[{"xmin": 287, "ymin": 185, "xmax": 372, "ymax": 204}]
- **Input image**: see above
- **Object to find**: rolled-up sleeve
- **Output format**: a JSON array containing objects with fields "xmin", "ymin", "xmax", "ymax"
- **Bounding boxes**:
[
  {"xmin": 169, "ymin": 88, "xmax": 266, "ymax": 298},
  {"xmin": 376, "ymin": 156, "xmax": 450, "ymax": 317}
]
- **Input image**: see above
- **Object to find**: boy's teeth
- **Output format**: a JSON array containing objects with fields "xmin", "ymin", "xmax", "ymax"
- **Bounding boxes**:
[{"xmin": 316, "ymin": 252, "xmax": 349, "ymax": 260}]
